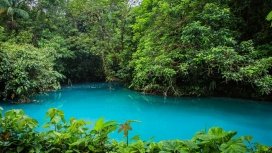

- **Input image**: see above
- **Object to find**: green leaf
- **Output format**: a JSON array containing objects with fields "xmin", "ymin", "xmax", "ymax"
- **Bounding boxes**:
[
  {"xmin": 161, "ymin": 140, "xmax": 180, "ymax": 152},
  {"xmin": 94, "ymin": 117, "xmax": 104, "ymax": 131},
  {"xmin": 72, "ymin": 149, "xmax": 81, "ymax": 153},
  {"xmin": 240, "ymin": 136, "xmax": 252, "ymax": 144},
  {"xmin": 127, "ymin": 120, "xmax": 141, "ymax": 123},
  {"xmin": 105, "ymin": 124, "xmax": 118, "ymax": 134},
  {"xmin": 195, "ymin": 134, "xmax": 217, "ymax": 141},
  {"xmin": 266, "ymin": 11, "xmax": 272, "ymax": 21},
  {"xmin": 35, "ymin": 144, "xmax": 42, "ymax": 152},
  {"xmin": 181, "ymin": 140, "xmax": 199, "ymax": 149},
  {"xmin": 130, "ymin": 135, "xmax": 141, "ymax": 141},
  {"xmin": 219, "ymin": 138, "xmax": 247, "ymax": 153},
  {"xmin": 52, "ymin": 116, "xmax": 61, "ymax": 124},
  {"xmin": 14, "ymin": 8, "xmax": 29, "ymax": 19},
  {"xmin": 102, "ymin": 120, "xmax": 117, "ymax": 128},
  {"xmin": 255, "ymin": 142, "xmax": 270, "ymax": 152},
  {"xmin": 85, "ymin": 121, "xmax": 92, "ymax": 124},
  {"xmin": 43, "ymin": 122, "xmax": 51, "ymax": 128},
  {"xmin": 57, "ymin": 110, "xmax": 66, "ymax": 123},
  {"xmin": 70, "ymin": 117, "xmax": 76, "ymax": 124},
  {"xmin": 145, "ymin": 136, "xmax": 155, "ymax": 145},
  {"xmin": 46, "ymin": 108, "xmax": 56, "ymax": 119},
  {"xmin": 17, "ymin": 146, "xmax": 24, "ymax": 153},
  {"xmin": 69, "ymin": 138, "xmax": 85, "ymax": 146},
  {"xmin": 57, "ymin": 124, "xmax": 62, "ymax": 130},
  {"xmin": 53, "ymin": 131, "xmax": 61, "ymax": 137},
  {"xmin": 88, "ymin": 145, "xmax": 95, "ymax": 151}
]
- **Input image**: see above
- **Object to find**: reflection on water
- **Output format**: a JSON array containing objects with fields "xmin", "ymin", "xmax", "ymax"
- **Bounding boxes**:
[{"xmin": 1, "ymin": 82, "xmax": 272, "ymax": 145}]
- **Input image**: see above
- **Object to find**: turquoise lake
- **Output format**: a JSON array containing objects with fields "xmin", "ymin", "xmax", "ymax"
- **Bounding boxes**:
[{"xmin": 1, "ymin": 82, "xmax": 272, "ymax": 145}]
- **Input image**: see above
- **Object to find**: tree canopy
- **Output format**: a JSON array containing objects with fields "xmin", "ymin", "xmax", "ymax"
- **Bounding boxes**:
[{"xmin": 0, "ymin": 0, "xmax": 271, "ymax": 101}]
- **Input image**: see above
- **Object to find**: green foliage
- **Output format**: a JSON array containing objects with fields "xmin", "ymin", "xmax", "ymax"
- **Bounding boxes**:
[
  {"xmin": 43, "ymin": 108, "xmax": 66, "ymax": 131},
  {"xmin": 90, "ymin": 117, "xmax": 118, "ymax": 152},
  {"xmin": 219, "ymin": 138, "xmax": 248, "ymax": 153},
  {"xmin": 0, "ymin": 26, "xmax": 7, "ymax": 42},
  {"xmin": 6, "ymin": 28, "xmax": 33, "ymax": 44},
  {"xmin": 0, "ymin": 42, "xmax": 64, "ymax": 102},
  {"xmin": 1, "ymin": 0, "xmax": 272, "ymax": 100},
  {"xmin": 0, "ymin": 0, "xmax": 29, "ymax": 21},
  {"xmin": 0, "ymin": 108, "xmax": 271, "ymax": 152},
  {"xmin": 126, "ymin": 0, "xmax": 272, "ymax": 99},
  {"xmin": 0, "ymin": 109, "xmax": 39, "ymax": 152},
  {"xmin": 267, "ymin": 10, "xmax": 272, "ymax": 27}
]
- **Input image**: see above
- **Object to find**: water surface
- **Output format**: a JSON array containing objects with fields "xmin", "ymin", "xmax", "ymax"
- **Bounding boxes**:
[{"xmin": 1, "ymin": 82, "xmax": 272, "ymax": 145}]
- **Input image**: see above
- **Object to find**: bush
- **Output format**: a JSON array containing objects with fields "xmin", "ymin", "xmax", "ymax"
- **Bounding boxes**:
[
  {"xmin": 0, "ymin": 43, "xmax": 64, "ymax": 102},
  {"xmin": 0, "ymin": 107, "xmax": 271, "ymax": 153}
]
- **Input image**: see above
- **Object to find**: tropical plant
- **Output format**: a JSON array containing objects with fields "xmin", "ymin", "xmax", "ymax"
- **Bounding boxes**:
[
  {"xmin": 0, "ymin": 42, "xmax": 64, "ymax": 102},
  {"xmin": 0, "ymin": 109, "xmax": 39, "ymax": 153},
  {"xmin": 266, "ymin": 11, "xmax": 272, "ymax": 27},
  {"xmin": 43, "ymin": 108, "xmax": 66, "ymax": 132},
  {"xmin": 126, "ymin": 0, "xmax": 272, "ymax": 99},
  {"xmin": 0, "ymin": 0, "xmax": 29, "ymax": 20},
  {"xmin": 0, "ymin": 0, "xmax": 29, "ymax": 29},
  {"xmin": 118, "ymin": 120, "xmax": 140, "ymax": 145},
  {"xmin": 89, "ymin": 117, "xmax": 118, "ymax": 152},
  {"xmin": 0, "ymin": 108, "xmax": 271, "ymax": 152},
  {"xmin": 193, "ymin": 127, "xmax": 248, "ymax": 153}
]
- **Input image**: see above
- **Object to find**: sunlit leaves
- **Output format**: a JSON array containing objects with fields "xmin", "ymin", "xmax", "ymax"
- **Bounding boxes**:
[
  {"xmin": 1, "ymin": 109, "xmax": 38, "ymax": 136},
  {"xmin": 266, "ymin": 11, "xmax": 272, "ymax": 21},
  {"xmin": 159, "ymin": 140, "xmax": 181, "ymax": 152},
  {"xmin": 0, "ymin": 108, "xmax": 271, "ymax": 152},
  {"xmin": 266, "ymin": 11, "xmax": 272, "ymax": 26},
  {"xmin": 44, "ymin": 108, "xmax": 66, "ymax": 131},
  {"xmin": 45, "ymin": 108, "xmax": 66, "ymax": 123},
  {"xmin": 127, "ymin": 0, "xmax": 272, "ymax": 97},
  {"xmin": 219, "ymin": 138, "xmax": 248, "ymax": 153},
  {"xmin": 0, "ymin": 43, "xmax": 64, "ymax": 102},
  {"xmin": 181, "ymin": 21, "xmax": 212, "ymax": 49},
  {"xmin": 0, "ymin": 0, "xmax": 29, "ymax": 21},
  {"xmin": 254, "ymin": 142, "xmax": 271, "ymax": 152},
  {"xmin": 69, "ymin": 117, "xmax": 91, "ymax": 134},
  {"xmin": 195, "ymin": 127, "xmax": 237, "ymax": 143},
  {"xmin": 67, "ymin": 0, "xmax": 89, "ymax": 18},
  {"xmin": 94, "ymin": 117, "xmax": 104, "ymax": 131}
]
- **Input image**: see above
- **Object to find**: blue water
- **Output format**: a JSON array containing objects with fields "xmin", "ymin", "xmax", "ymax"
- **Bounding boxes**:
[{"xmin": 1, "ymin": 82, "xmax": 272, "ymax": 145}]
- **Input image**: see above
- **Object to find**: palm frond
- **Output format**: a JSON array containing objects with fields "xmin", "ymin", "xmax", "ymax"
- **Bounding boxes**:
[
  {"xmin": 14, "ymin": 8, "xmax": 29, "ymax": 19},
  {"xmin": 0, "ymin": 0, "xmax": 10, "ymax": 12},
  {"xmin": 7, "ymin": 6, "xmax": 13, "ymax": 15},
  {"xmin": 0, "ymin": 0, "xmax": 11, "ymax": 8}
]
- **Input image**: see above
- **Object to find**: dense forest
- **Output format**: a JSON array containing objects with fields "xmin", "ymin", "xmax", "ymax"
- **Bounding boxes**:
[{"xmin": 0, "ymin": 0, "xmax": 272, "ymax": 102}]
